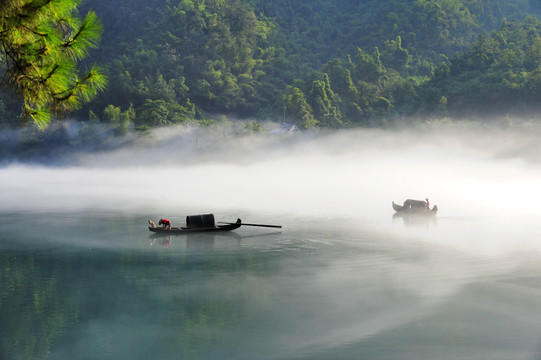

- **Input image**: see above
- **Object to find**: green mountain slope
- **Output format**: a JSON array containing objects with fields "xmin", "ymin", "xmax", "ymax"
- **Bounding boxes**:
[{"xmin": 3, "ymin": 0, "xmax": 541, "ymax": 130}]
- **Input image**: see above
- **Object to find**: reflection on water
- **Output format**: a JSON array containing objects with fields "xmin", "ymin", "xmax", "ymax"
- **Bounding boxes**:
[
  {"xmin": 392, "ymin": 212, "xmax": 438, "ymax": 228},
  {"xmin": 2, "ymin": 211, "xmax": 541, "ymax": 360},
  {"xmin": 149, "ymin": 234, "xmax": 173, "ymax": 248},
  {"xmin": 149, "ymin": 231, "xmax": 283, "ymax": 251}
]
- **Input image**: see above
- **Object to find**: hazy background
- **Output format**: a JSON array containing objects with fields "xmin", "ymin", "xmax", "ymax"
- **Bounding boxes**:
[
  {"xmin": 3, "ymin": 121, "xmax": 541, "ymax": 359},
  {"xmin": 2, "ymin": 121, "xmax": 541, "ymax": 217},
  {"xmin": 2, "ymin": 120, "xmax": 541, "ymax": 254}
]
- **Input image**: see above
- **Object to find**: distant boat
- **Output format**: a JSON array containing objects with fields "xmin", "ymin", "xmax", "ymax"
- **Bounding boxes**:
[
  {"xmin": 392, "ymin": 199, "xmax": 438, "ymax": 215},
  {"xmin": 148, "ymin": 214, "xmax": 281, "ymax": 234}
]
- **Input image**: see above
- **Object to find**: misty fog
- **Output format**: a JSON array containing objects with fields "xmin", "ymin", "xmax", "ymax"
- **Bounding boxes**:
[
  {"xmin": 3, "ymin": 120, "xmax": 541, "ymax": 360},
  {"xmin": 2, "ymin": 121, "xmax": 541, "ymax": 218},
  {"xmin": 1, "ymin": 120, "xmax": 540, "ymax": 252}
]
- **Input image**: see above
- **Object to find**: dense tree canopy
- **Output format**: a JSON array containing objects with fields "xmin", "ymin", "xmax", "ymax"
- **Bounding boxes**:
[
  {"xmin": 3, "ymin": 0, "xmax": 541, "ymax": 132},
  {"xmin": 417, "ymin": 16, "xmax": 541, "ymax": 116},
  {"xmin": 0, "ymin": 0, "xmax": 107, "ymax": 127}
]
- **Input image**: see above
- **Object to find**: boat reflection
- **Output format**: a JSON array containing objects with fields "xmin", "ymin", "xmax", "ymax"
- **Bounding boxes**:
[
  {"xmin": 392, "ymin": 212, "xmax": 438, "ymax": 228},
  {"xmin": 187, "ymin": 233, "xmax": 219, "ymax": 250},
  {"xmin": 149, "ymin": 234, "xmax": 172, "ymax": 247},
  {"xmin": 149, "ymin": 231, "xmax": 281, "ymax": 250}
]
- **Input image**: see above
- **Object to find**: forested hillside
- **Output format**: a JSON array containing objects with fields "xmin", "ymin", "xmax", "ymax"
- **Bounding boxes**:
[{"xmin": 3, "ymin": 0, "xmax": 541, "ymax": 133}]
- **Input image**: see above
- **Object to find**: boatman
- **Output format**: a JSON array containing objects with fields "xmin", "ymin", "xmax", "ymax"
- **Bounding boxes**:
[{"xmin": 159, "ymin": 218, "xmax": 171, "ymax": 230}]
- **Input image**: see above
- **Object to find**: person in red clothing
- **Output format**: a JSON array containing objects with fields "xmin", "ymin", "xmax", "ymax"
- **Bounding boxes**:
[{"xmin": 159, "ymin": 218, "xmax": 171, "ymax": 230}]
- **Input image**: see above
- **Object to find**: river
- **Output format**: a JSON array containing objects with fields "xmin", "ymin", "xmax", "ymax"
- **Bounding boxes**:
[{"xmin": 2, "ymin": 125, "xmax": 541, "ymax": 359}]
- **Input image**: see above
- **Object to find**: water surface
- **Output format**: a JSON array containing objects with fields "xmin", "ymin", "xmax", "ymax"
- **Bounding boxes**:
[
  {"xmin": 2, "ymin": 209, "xmax": 541, "ymax": 360},
  {"xmin": 3, "ymin": 126, "xmax": 541, "ymax": 359}
]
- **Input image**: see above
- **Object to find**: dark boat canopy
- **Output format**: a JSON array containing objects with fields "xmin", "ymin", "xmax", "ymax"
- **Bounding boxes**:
[{"xmin": 186, "ymin": 214, "xmax": 216, "ymax": 229}]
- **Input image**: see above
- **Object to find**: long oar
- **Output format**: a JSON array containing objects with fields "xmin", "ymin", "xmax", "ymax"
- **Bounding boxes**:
[{"xmin": 218, "ymin": 221, "xmax": 282, "ymax": 229}]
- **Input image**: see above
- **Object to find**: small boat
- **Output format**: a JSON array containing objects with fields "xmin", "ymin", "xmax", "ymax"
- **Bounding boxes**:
[
  {"xmin": 148, "ymin": 214, "xmax": 281, "ymax": 234},
  {"xmin": 392, "ymin": 199, "xmax": 438, "ymax": 215}
]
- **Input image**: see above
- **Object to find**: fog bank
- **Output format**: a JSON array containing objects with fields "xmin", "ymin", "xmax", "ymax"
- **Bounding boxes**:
[{"xmin": 2, "ymin": 122, "xmax": 541, "ymax": 221}]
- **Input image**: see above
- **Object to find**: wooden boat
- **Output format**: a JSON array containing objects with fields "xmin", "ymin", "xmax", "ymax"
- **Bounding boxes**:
[
  {"xmin": 148, "ymin": 214, "xmax": 281, "ymax": 234},
  {"xmin": 392, "ymin": 199, "xmax": 438, "ymax": 215}
]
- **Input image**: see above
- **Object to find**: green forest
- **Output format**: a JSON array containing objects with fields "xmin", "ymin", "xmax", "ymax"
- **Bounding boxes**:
[{"xmin": 3, "ymin": 0, "xmax": 541, "ymax": 136}]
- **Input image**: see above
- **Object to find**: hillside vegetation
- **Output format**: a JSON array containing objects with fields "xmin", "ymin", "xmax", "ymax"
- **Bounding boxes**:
[{"xmin": 2, "ymin": 0, "xmax": 541, "ymax": 132}]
